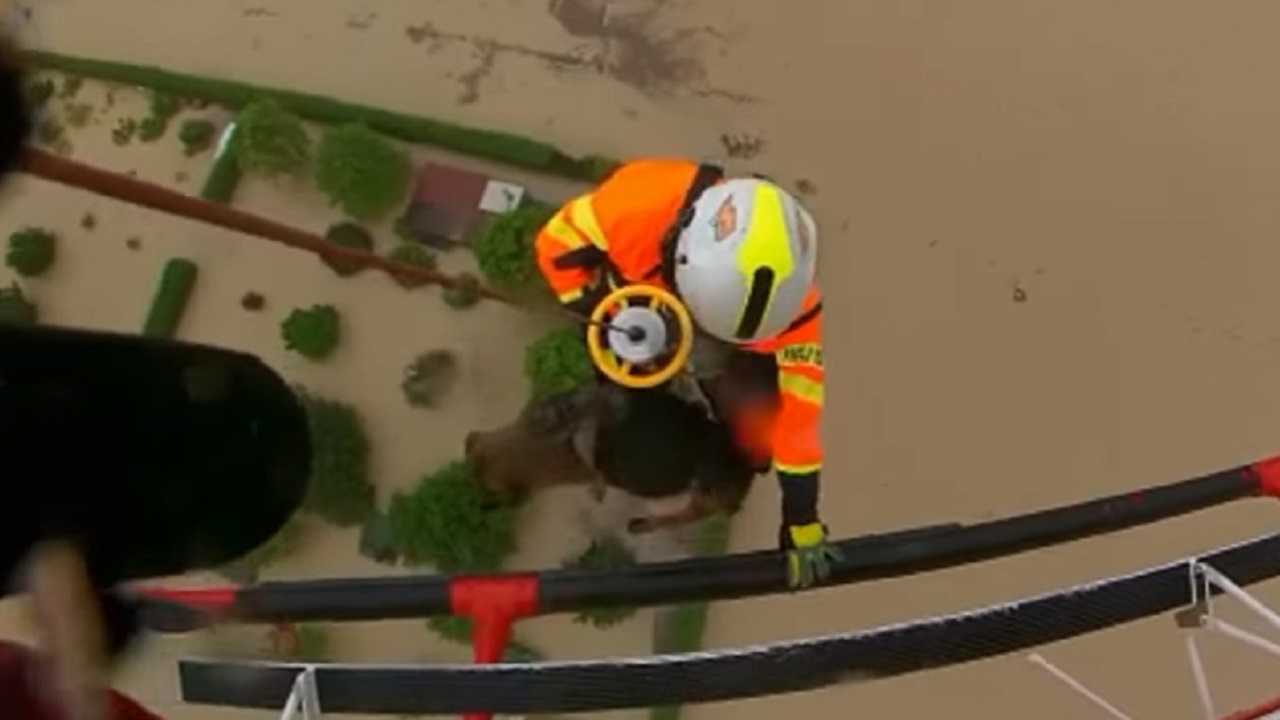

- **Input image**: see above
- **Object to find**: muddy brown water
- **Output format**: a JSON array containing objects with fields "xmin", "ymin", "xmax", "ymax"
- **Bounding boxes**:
[{"xmin": 5, "ymin": 0, "xmax": 1280, "ymax": 717}]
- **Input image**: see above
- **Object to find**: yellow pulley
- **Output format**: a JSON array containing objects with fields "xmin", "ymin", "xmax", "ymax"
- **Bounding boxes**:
[{"xmin": 585, "ymin": 285, "xmax": 694, "ymax": 389}]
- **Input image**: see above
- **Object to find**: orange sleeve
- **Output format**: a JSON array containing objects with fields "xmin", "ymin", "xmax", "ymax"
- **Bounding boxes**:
[
  {"xmin": 771, "ymin": 331, "xmax": 824, "ymax": 474},
  {"xmin": 773, "ymin": 363, "xmax": 824, "ymax": 473},
  {"xmin": 535, "ymin": 192, "xmax": 615, "ymax": 305}
]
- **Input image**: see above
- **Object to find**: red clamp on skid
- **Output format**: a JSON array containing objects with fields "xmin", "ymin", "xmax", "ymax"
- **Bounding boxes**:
[{"xmin": 448, "ymin": 574, "xmax": 541, "ymax": 720}]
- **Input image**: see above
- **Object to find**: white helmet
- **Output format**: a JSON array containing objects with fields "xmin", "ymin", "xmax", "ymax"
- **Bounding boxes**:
[{"xmin": 672, "ymin": 178, "xmax": 818, "ymax": 344}]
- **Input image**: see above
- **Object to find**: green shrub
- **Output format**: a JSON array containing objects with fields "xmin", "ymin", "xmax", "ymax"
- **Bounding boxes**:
[
  {"xmin": 199, "ymin": 124, "xmax": 243, "ymax": 203},
  {"xmin": 442, "ymin": 272, "xmax": 483, "ymax": 310},
  {"xmin": 136, "ymin": 116, "xmax": 166, "ymax": 142},
  {"xmin": 388, "ymin": 242, "xmax": 435, "ymax": 269},
  {"xmin": 135, "ymin": 90, "xmax": 181, "ymax": 142},
  {"xmin": 400, "ymin": 350, "xmax": 458, "ymax": 408},
  {"xmin": 178, "ymin": 118, "xmax": 217, "ymax": 156},
  {"xmin": 561, "ymin": 536, "xmax": 638, "ymax": 628},
  {"xmin": 112, "ymin": 117, "xmax": 137, "ymax": 146},
  {"xmin": 281, "ymin": 304, "xmax": 340, "ymax": 361},
  {"xmin": 233, "ymin": 97, "xmax": 310, "ymax": 177},
  {"xmin": 320, "ymin": 221, "xmax": 372, "ymax": 277},
  {"xmin": 294, "ymin": 387, "xmax": 375, "ymax": 527},
  {"xmin": 472, "ymin": 202, "xmax": 555, "ymax": 290},
  {"xmin": 25, "ymin": 77, "xmax": 55, "ymax": 110},
  {"xmin": 219, "ymin": 513, "xmax": 304, "ymax": 584},
  {"xmin": 6, "ymin": 227, "xmax": 56, "ymax": 278},
  {"xmin": 387, "ymin": 460, "xmax": 519, "ymax": 573},
  {"xmin": 315, "ymin": 123, "xmax": 412, "ymax": 221},
  {"xmin": 142, "ymin": 258, "xmax": 198, "ymax": 337},
  {"xmin": 387, "ymin": 242, "xmax": 437, "ymax": 289},
  {"xmin": 524, "ymin": 326, "xmax": 593, "ymax": 397},
  {"xmin": 358, "ymin": 510, "xmax": 399, "ymax": 565},
  {"xmin": 0, "ymin": 283, "xmax": 37, "ymax": 326}
]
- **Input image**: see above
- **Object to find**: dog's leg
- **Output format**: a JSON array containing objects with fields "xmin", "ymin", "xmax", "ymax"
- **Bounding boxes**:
[{"xmin": 628, "ymin": 493, "xmax": 713, "ymax": 534}]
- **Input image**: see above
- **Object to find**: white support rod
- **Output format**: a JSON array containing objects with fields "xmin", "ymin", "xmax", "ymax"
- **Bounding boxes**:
[
  {"xmin": 1204, "ymin": 617, "xmax": 1280, "ymax": 663},
  {"xmin": 278, "ymin": 683, "xmax": 302, "ymax": 720},
  {"xmin": 1197, "ymin": 564, "xmax": 1280, "ymax": 634},
  {"xmin": 1027, "ymin": 654, "xmax": 1137, "ymax": 720},
  {"xmin": 1185, "ymin": 635, "xmax": 1217, "ymax": 720},
  {"xmin": 299, "ymin": 667, "xmax": 323, "ymax": 720}
]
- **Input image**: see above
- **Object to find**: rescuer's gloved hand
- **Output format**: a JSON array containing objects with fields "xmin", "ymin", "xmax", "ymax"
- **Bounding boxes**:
[{"xmin": 780, "ymin": 522, "xmax": 842, "ymax": 589}]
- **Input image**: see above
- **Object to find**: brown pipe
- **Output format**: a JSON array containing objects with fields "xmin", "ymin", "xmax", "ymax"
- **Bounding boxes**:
[{"xmin": 17, "ymin": 148, "xmax": 517, "ymax": 303}]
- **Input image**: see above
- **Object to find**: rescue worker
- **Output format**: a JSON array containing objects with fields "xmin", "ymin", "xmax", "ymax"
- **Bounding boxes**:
[{"xmin": 534, "ymin": 158, "xmax": 841, "ymax": 589}]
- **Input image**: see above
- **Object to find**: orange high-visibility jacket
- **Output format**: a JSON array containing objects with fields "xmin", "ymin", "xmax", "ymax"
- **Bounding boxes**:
[{"xmin": 534, "ymin": 158, "xmax": 824, "ymax": 482}]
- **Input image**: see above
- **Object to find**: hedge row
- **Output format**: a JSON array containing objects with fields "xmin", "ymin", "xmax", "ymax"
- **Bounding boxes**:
[
  {"xmin": 142, "ymin": 257, "xmax": 198, "ymax": 337},
  {"xmin": 27, "ymin": 51, "xmax": 620, "ymax": 182},
  {"xmin": 649, "ymin": 514, "xmax": 734, "ymax": 720},
  {"xmin": 199, "ymin": 122, "xmax": 243, "ymax": 203}
]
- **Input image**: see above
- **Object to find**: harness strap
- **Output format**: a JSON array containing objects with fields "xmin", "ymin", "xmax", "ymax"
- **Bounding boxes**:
[
  {"xmin": 783, "ymin": 300, "xmax": 823, "ymax": 335},
  {"xmin": 648, "ymin": 163, "xmax": 725, "ymax": 285}
]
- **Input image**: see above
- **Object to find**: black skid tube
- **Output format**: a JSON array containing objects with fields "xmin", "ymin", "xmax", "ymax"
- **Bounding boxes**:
[
  {"xmin": 141, "ymin": 457, "xmax": 1280, "ymax": 628},
  {"xmin": 178, "ymin": 531, "xmax": 1280, "ymax": 714}
]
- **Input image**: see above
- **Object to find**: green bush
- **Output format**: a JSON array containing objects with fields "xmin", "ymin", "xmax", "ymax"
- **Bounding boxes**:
[
  {"xmin": 524, "ymin": 326, "xmax": 594, "ymax": 397},
  {"xmin": 294, "ymin": 387, "xmax": 375, "ymax": 527},
  {"xmin": 358, "ymin": 510, "xmax": 399, "ymax": 565},
  {"xmin": 387, "ymin": 242, "xmax": 435, "ymax": 269},
  {"xmin": 142, "ymin": 258, "xmax": 198, "ymax": 337},
  {"xmin": 6, "ymin": 227, "xmax": 56, "ymax": 278},
  {"xmin": 315, "ymin": 123, "xmax": 412, "ymax": 221},
  {"xmin": 136, "ymin": 90, "xmax": 181, "ymax": 142},
  {"xmin": 177, "ymin": 118, "xmax": 217, "ymax": 156},
  {"xmin": 199, "ymin": 124, "xmax": 243, "ymax": 203},
  {"xmin": 0, "ymin": 283, "xmax": 37, "ymax": 326},
  {"xmin": 320, "ymin": 221, "xmax": 372, "ymax": 277},
  {"xmin": 233, "ymin": 97, "xmax": 310, "ymax": 177},
  {"xmin": 561, "ymin": 536, "xmax": 638, "ymax": 628},
  {"xmin": 281, "ymin": 304, "xmax": 340, "ymax": 361},
  {"xmin": 219, "ymin": 513, "xmax": 304, "ymax": 584},
  {"xmin": 442, "ymin": 273, "xmax": 483, "ymax": 310},
  {"xmin": 472, "ymin": 202, "xmax": 555, "ymax": 290},
  {"xmin": 387, "ymin": 460, "xmax": 519, "ymax": 573},
  {"xmin": 387, "ymin": 242, "xmax": 437, "ymax": 289}
]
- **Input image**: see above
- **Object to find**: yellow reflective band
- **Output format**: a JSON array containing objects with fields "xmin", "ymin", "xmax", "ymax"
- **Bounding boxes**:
[
  {"xmin": 544, "ymin": 212, "xmax": 587, "ymax": 250},
  {"xmin": 779, "ymin": 371, "xmax": 824, "ymax": 406},
  {"xmin": 777, "ymin": 461, "xmax": 822, "ymax": 474},
  {"xmin": 567, "ymin": 197, "xmax": 609, "ymax": 250},
  {"xmin": 778, "ymin": 342, "xmax": 823, "ymax": 369},
  {"xmin": 558, "ymin": 287, "xmax": 584, "ymax": 303}
]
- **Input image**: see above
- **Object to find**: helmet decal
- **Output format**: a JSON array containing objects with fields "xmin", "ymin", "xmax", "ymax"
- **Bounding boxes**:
[{"xmin": 714, "ymin": 196, "xmax": 738, "ymax": 242}]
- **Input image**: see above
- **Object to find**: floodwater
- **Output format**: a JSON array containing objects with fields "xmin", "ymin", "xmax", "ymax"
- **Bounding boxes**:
[{"xmin": 4, "ymin": 0, "xmax": 1280, "ymax": 718}]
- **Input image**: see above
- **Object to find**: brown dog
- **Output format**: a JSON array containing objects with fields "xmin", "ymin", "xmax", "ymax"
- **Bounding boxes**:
[{"xmin": 465, "ymin": 380, "xmax": 759, "ymax": 534}]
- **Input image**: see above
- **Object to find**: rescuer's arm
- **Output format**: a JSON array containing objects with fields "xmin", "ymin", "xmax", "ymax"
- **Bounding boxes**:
[
  {"xmin": 773, "ymin": 337, "xmax": 842, "ymax": 589},
  {"xmin": 534, "ymin": 193, "xmax": 611, "ymax": 316}
]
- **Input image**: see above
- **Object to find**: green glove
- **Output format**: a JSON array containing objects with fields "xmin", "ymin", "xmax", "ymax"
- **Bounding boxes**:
[{"xmin": 784, "ymin": 522, "xmax": 843, "ymax": 589}]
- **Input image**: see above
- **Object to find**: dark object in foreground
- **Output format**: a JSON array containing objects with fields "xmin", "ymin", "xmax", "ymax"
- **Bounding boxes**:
[
  {"xmin": 0, "ymin": 36, "xmax": 31, "ymax": 180},
  {"xmin": 0, "ymin": 324, "xmax": 310, "ymax": 594}
]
